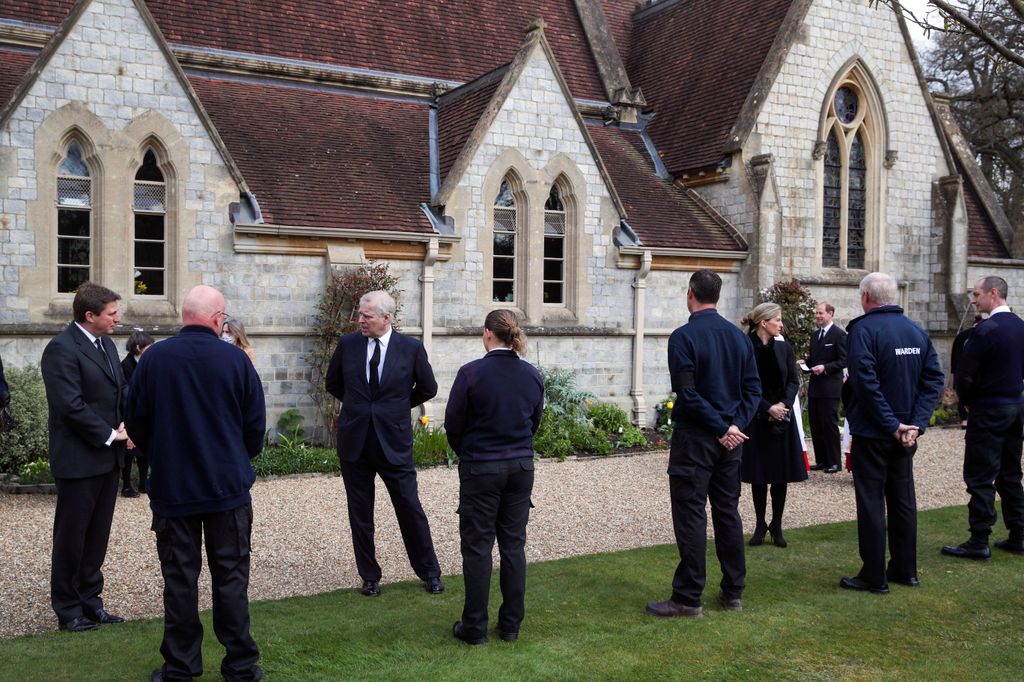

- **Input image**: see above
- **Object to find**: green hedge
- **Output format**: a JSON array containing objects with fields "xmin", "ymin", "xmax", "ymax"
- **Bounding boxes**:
[{"xmin": 0, "ymin": 365, "xmax": 49, "ymax": 474}]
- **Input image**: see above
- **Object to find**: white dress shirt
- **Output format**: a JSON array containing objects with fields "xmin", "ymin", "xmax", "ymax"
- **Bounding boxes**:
[
  {"xmin": 74, "ymin": 322, "xmax": 118, "ymax": 446},
  {"xmin": 366, "ymin": 327, "xmax": 393, "ymax": 384}
]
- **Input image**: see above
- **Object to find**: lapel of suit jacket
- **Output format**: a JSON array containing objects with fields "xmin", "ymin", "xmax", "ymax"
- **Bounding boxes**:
[
  {"xmin": 72, "ymin": 323, "xmax": 116, "ymax": 384},
  {"xmin": 379, "ymin": 331, "xmax": 401, "ymax": 388}
]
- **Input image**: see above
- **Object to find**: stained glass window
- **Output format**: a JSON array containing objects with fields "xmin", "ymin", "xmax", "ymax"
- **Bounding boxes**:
[
  {"xmin": 835, "ymin": 87, "xmax": 859, "ymax": 125},
  {"xmin": 848, "ymin": 133, "xmax": 866, "ymax": 270},
  {"xmin": 822, "ymin": 132, "xmax": 841, "ymax": 268}
]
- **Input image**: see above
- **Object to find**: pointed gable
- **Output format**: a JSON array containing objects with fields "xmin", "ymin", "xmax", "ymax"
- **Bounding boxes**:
[{"xmin": 627, "ymin": 0, "xmax": 796, "ymax": 174}]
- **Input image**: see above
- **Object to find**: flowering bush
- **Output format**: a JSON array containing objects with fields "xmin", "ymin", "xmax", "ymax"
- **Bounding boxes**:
[
  {"xmin": 412, "ymin": 421, "xmax": 455, "ymax": 468},
  {"xmin": 18, "ymin": 458, "xmax": 53, "ymax": 485},
  {"xmin": 654, "ymin": 393, "xmax": 676, "ymax": 434}
]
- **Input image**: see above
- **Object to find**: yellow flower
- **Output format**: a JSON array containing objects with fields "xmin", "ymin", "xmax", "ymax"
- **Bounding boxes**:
[
  {"xmin": 665, "ymin": 401, "xmax": 674, "ymax": 410},
  {"xmin": 419, "ymin": 416, "xmax": 429, "ymax": 425}
]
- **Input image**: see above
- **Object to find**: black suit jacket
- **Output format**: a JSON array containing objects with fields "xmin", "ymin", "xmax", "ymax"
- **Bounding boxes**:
[
  {"xmin": 806, "ymin": 324, "xmax": 847, "ymax": 399},
  {"xmin": 40, "ymin": 323, "xmax": 126, "ymax": 479},
  {"xmin": 325, "ymin": 330, "xmax": 437, "ymax": 465}
]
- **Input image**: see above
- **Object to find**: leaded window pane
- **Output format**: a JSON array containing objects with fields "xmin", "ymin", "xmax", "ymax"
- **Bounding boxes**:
[
  {"xmin": 835, "ymin": 87, "xmax": 859, "ymax": 125},
  {"xmin": 822, "ymin": 131, "xmax": 841, "ymax": 268},
  {"xmin": 848, "ymin": 133, "xmax": 866, "ymax": 269},
  {"xmin": 494, "ymin": 180, "xmax": 515, "ymax": 208},
  {"xmin": 134, "ymin": 182, "xmax": 166, "ymax": 212},
  {"xmin": 57, "ymin": 177, "xmax": 91, "ymax": 207},
  {"xmin": 59, "ymin": 141, "xmax": 89, "ymax": 177},
  {"xmin": 493, "ymin": 181, "xmax": 517, "ymax": 303}
]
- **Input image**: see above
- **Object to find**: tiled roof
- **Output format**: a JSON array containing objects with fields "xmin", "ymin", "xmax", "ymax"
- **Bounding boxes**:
[
  {"xmin": 961, "ymin": 161, "xmax": 1010, "ymax": 259},
  {"xmin": 189, "ymin": 76, "xmax": 432, "ymax": 232},
  {"xmin": 0, "ymin": 47, "xmax": 36, "ymax": 107},
  {"xmin": 627, "ymin": 0, "xmax": 794, "ymax": 175},
  {"xmin": 436, "ymin": 66, "xmax": 507, "ymax": 191},
  {"xmin": 587, "ymin": 121, "xmax": 746, "ymax": 251},
  {"xmin": 6, "ymin": 1, "xmax": 608, "ymax": 102}
]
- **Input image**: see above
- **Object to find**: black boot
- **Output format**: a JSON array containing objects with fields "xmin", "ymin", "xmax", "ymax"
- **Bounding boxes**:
[
  {"xmin": 768, "ymin": 484, "xmax": 788, "ymax": 548},
  {"xmin": 750, "ymin": 484, "xmax": 768, "ymax": 546}
]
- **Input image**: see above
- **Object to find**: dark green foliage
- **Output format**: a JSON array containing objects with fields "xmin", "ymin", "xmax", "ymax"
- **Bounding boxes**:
[
  {"xmin": 412, "ymin": 421, "xmax": 455, "ymax": 468},
  {"xmin": 276, "ymin": 408, "xmax": 306, "ymax": 443},
  {"xmin": 251, "ymin": 445, "xmax": 339, "ymax": 477},
  {"xmin": 307, "ymin": 262, "xmax": 402, "ymax": 447},
  {"xmin": 0, "ymin": 365, "xmax": 49, "ymax": 473},
  {"xmin": 533, "ymin": 406, "xmax": 574, "ymax": 461},
  {"xmin": 587, "ymin": 402, "xmax": 631, "ymax": 433},
  {"xmin": 17, "ymin": 458, "xmax": 53, "ymax": 484},
  {"xmin": 654, "ymin": 393, "xmax": 675, "ymax": 434},
  {"xmin": 538, "ymin": 366, "xmax": 595, "ymax": 419}
]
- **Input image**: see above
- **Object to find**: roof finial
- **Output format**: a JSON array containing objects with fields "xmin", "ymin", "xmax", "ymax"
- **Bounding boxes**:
[{"xmin": 526, "ymin": 17, "xmax": 546, "ymax": 34}]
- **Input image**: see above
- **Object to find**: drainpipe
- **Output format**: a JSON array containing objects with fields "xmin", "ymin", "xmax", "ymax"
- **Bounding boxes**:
[
  {"xmin": 630, "ymin": 249, "xmax": 653, "ymax": 425},
  {"xmin": 420, "ymin": 237, "xmax": 440, "ymax": 420}
]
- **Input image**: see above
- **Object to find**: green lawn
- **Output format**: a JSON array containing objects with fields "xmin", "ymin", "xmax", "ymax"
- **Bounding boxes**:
[{"xmin": 2, "ymin": 506, "xmax": 1022, "ymax": 681}]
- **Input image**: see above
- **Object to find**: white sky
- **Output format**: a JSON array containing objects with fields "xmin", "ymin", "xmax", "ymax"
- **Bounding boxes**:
[{"xmin": 897, "ymin": 0, "xmax": 937, "ymax": 48}]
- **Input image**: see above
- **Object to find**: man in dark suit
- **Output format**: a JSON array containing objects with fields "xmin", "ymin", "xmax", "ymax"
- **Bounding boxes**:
[
  {"xmin": 646, "ymin": 270, "xmax": 761, "ymax": 618},
  {"xmin": 126, "ymin": 285, "xmax": 265, "ymax": 682},
  {"xmin": 41, "ymin": 282, "xmax": 129, "ymax": 632},
  {"xmin": 325, "ymin": 290, "xmax": 443, "ymax": 597},
  {"xmin": 806, "ymin": 302, "xmax": 847, "ymax": 473}
]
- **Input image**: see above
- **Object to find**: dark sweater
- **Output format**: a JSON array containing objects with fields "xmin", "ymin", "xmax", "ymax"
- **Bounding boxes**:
[
  {"xmin": 668, "ymin": 308, "xmax": 761, "ymax": 438},
  {"xmin": 444, "ymin": 349, "xmax": 544, "ymax": 461},
  {"xmin": 954, "ymin": 311, "xmax": 1024, "ymax": 407},
  {"xmin": 125, "ymin": 325, "xmax": 266, "ymax": 517}
]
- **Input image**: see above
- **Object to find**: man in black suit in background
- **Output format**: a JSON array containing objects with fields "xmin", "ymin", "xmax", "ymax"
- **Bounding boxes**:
[
  {"xmin": 41, "ymin": 282, "xmax": 128, "ymax": 632},
  {"xmin": 325, "ymin": 290, "xmax": 443, "ymax": 597},
  {"xmin": 806, "ymin": 302, "xmax": 847, "ymax": 473}
]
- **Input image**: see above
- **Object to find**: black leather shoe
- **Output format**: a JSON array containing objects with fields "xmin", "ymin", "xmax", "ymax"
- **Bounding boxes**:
[
  {"xmin": 452, "ymin": 620, "xmax": 487, "ymax": 645},
  {"xmin": 424, "ymin": 577, "xmax": 444, "ymax": 594},
  {"xmin": 839, "ymin": 576, "xmax": 889, "ymax": 594},
  {"xmin": 887, "ymin": 573, "xmax": 920, "ymax": 587},
  {"xmin": 121, "ymin": 487, "xmax": 139, "ymax": 498},
  {"xmin": 994, "ymin": 538, "xmax": 1024, "ymax": 555},
  {"xmin": 823, "ymin": 465, "xmax": 841, "ymax": 474},
  {"xmin": 60, "ymin": 616, "xmax": 99, "ymax": 632},
  {"xmin": 360, "ymin": 580, "xmax": 381, "ymax": 597},
  {"xmin": 749, "ymin": 522, "xmax": 767, "ymax": 546},
  {"xmin": 645, "ymin": 599, "xmax": 703, "ymax": 618},
  {"xmin": 941, "ymin": 541, "xmax": 991, "ymax": 560},
  {"xmin": 497, "ymin": 629, "xmax": 518, "ymax": 642},
  {"xmin": 91, "ymin": 608, "xmax": 124, "ymax": 624},
  {"xmin": 809, "ymin": 464, "xmax": 826, "ymax": 471},
  {"xmin": 717, "ymin": 590, "xmax": 742, "ymax": 612},
  {"xmin": 149, "ymin": 669, "xmax": 164, "ymax": 682}
]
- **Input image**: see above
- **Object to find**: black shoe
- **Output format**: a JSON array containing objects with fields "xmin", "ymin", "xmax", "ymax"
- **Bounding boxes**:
[
  {"xmin": 717, "ymin": 590, "xmax": 742, "ymax": 612},
  {"xmin": 149, "ymin": 669, "xmax": 164, "ymax": 682},
  {"xmin": 809, "ymin": 464, "xmax": 826, "ymax": 471},
  {"xmin": 121, "ymin": 488, "xmax": 139, "ymax": 498},
  {"xmin": 497, "ymin": 629, "xmax": 519, "ymax": 642},
  {"xmin": 887, "ymin": 572, "xmax": 920, "ymax": 587},
  {"xmin": 994, "ymin": 538, "xmax": 1024, "ymax": 555},
  {"xmin": 59, "ymin": 616, "xmax": 99, "ymax": 632},
  {"xmin": 823, "ymin": 465, "xmax": 841, "ymax": 474},
  {"xmin": 360, "ymin": 580, "xmax": 381, "ymax": 597},
  {"xmin": 452, "ymin": 620, "xmax": 487, "ymax": 645},
  {"xmin": 749, "ymin": 522, "xmax": 767, "ymax": 546},
  {"xmin": 424, "ymin": 577, "xmax": 444, "ymax": 594},
  {"xmin": 91, "ymin": 608, "xmax": 124, "ymax": 624},
  {"xmin": 941, "ymin": 541, "xmax": 991, "ymax": 560},
  {"xmin": 645, "ymin": 599, "xmax": 703, "ymax": 618},
  {"xmin": 839, "ymin": 576, "xmax": 889, "ymax": 594}
]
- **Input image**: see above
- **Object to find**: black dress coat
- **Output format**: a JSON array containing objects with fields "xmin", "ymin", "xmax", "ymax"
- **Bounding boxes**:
[
  {"xmin": 325, "ymin": 330, "xmax": 438, "ymax": 465},
  {"xmin": 741, "ymin": 334, "xmax": 807, "ymax": 485},
  {"xmin": 41, "ymin": 323, "xmax": 126, "ymax": 479},
  {"xmin": 806, "ymin": 324, "xmax": 847, "ymax": 400}
]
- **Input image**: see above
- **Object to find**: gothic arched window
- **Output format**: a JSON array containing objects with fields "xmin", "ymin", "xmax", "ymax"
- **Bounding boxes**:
[
  {"xmin": 492, "ymin": 179, "xmax": 518, "ymax": 303},
  {"xmin": 56, "ymin": 140, "xmax": 92, "ymax": 293},
  {"xmin": 133, "ymin": 149, "xmax": 166, "ymax": 296}
]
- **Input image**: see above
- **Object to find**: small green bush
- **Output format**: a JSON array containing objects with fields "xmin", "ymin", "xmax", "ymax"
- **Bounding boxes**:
[
  {"xmin": 539, "ymin": 367, "xmax": 595, "ymax": 420},
  {"xmin": 276, "ymin": 408, "xmax": 306, "ymax": 443},
  {"xmin": 654, "ymin": 393, "xmax": 676, "ymax": 434},
  {"xmin": 614, "ymin": 424, "xmax": 648, "ymax": 449},
  {"xmin": 534, "ymin": 406, "xmax": 574, "ymax": 461},
  {"xmin": 17, "ymin": 458, "xmax": 53, "ymax": 485},
  {"xmin": 587, "ymin": 402, "xmax": 632, "ymax": 433},
  {"xmin": 413, "ymin": 420, "xmax": 455, "ymax": 468},
  {"xmin": 0, "ymin": 365, "xmax": 50, "ymax": 474},
  {"xmin": 252, "ymin": 444, "xmax": 339, "ymax": 477},
  {"xmin": 569, "ymin": 420, "xmax": 612, "ymax": 456}
]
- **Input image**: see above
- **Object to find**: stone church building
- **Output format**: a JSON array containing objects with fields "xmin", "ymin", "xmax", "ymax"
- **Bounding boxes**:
[{"xmin": 0, "ymin": 0, "xmax": 1017, "ymax": 429}]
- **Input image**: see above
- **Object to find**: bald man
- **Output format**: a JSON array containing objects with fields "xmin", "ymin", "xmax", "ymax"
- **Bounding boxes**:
[{"xmin": 126, "ymin": 285, "xmax": 266, "ymax": 682}]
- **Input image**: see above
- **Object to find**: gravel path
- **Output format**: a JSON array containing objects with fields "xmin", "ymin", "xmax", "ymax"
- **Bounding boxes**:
[{"xmin": 0, "ymin": 428, "xmax": 970, "ymax": 640}]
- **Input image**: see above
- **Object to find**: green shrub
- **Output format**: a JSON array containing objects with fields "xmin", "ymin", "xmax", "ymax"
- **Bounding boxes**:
[
  {"xmin": 252, "ymin": 445, "xmax": 339, "ymax": 477},
  {"xmin": 18, "ymin": 458, "xmax": 53, "ymax": 485},
  {"xmin": 654, "ymin": 393, "xmax": 676, "ymax": 434},
  {"xmin": 0, "ymin": 365, "xmax": 50, "ymax": 474},
  {"xmin": 929, "ymin": 407, "xmax": 955, "ymax": 427},
  {"xmin": 569, "ymin": 420, "xmax": 612, "ymax": 456},
  {"xmin": 539, "ymin": 367, "xmax": 595, "ymax": 420},
  {"xmin": 412, "ymin": 420, "xmax": 455, "ymax": 468},
  {"xmin": 587, "ymin": 402, "xmax": 632, "ymax": 433},
  {"xmin": 614, "ymin": 424, "xmax": 648, "ymax": 449},
  {"xmin": 276, "ymin": 408, "xmax": 306, "ymax": 443},
  {"xmin": 534, "ymin": 406, "xmax": 574, "ymax": 461}
]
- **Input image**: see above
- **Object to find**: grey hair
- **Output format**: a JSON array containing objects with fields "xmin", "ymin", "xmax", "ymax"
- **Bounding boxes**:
[
  {"xmin": 859, "ymin": 272, "xmax": 898, "ymax": 306},
  {"xmin": 359, "ymin": 290, "xmax": 396, "ymax": 317}
]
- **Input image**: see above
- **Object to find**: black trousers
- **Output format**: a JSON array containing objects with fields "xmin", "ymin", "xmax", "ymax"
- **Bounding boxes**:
[
  {"xmin": 122, "ymin": 450, "xmax": 149, "ymax": 492},
  {"xmin": 458, "ymin": 458, "xmax": 534, "ymax": 638},
  {"xmin": 963, "ymin": 403, "xmax": 1024, "ymax": 539},
  {"xmin": 669, "ymin": 427, "xmax": 745, "ymax": 607},
  {"xmin": 152, "ymin": 503, "xmax": 259, "ymax": 682},
  {"xmin": 808, "ymin": 397, "xmax": 841, "ymax": 468},
  {"xmin": 51, "ymin": 468, "xmax": 119, "ymax": 624},
  {"xmin": 850, "ymin": 436, "xmax": 917, "ymax": 586},
  {"xmin": 339, "ymin": 425, "xmax": 440, "ymax": 582}
]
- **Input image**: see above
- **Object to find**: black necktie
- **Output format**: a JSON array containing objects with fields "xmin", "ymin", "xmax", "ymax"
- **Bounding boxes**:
[
  {"xmin": 95, "ymin": 338, "xmax": 114, "ymax": 376},
  {"xmin": 369, "ymin": 339, "xmax": 380, "ymax": 393},
  {"xmin": 818, "ymin": 329, "xmax": 825, "ymax": 342}
]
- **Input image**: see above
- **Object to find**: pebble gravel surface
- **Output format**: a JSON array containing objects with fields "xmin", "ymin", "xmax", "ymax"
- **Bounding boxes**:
[{"xmin": 0, "ymin": 428, "xmax": 970, "ymax": 640}]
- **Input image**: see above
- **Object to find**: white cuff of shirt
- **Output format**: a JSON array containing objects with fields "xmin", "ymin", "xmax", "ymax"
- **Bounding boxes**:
[{"xmin": 105, "ymin": 429, "xmax": 117, "ymax": 447}]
